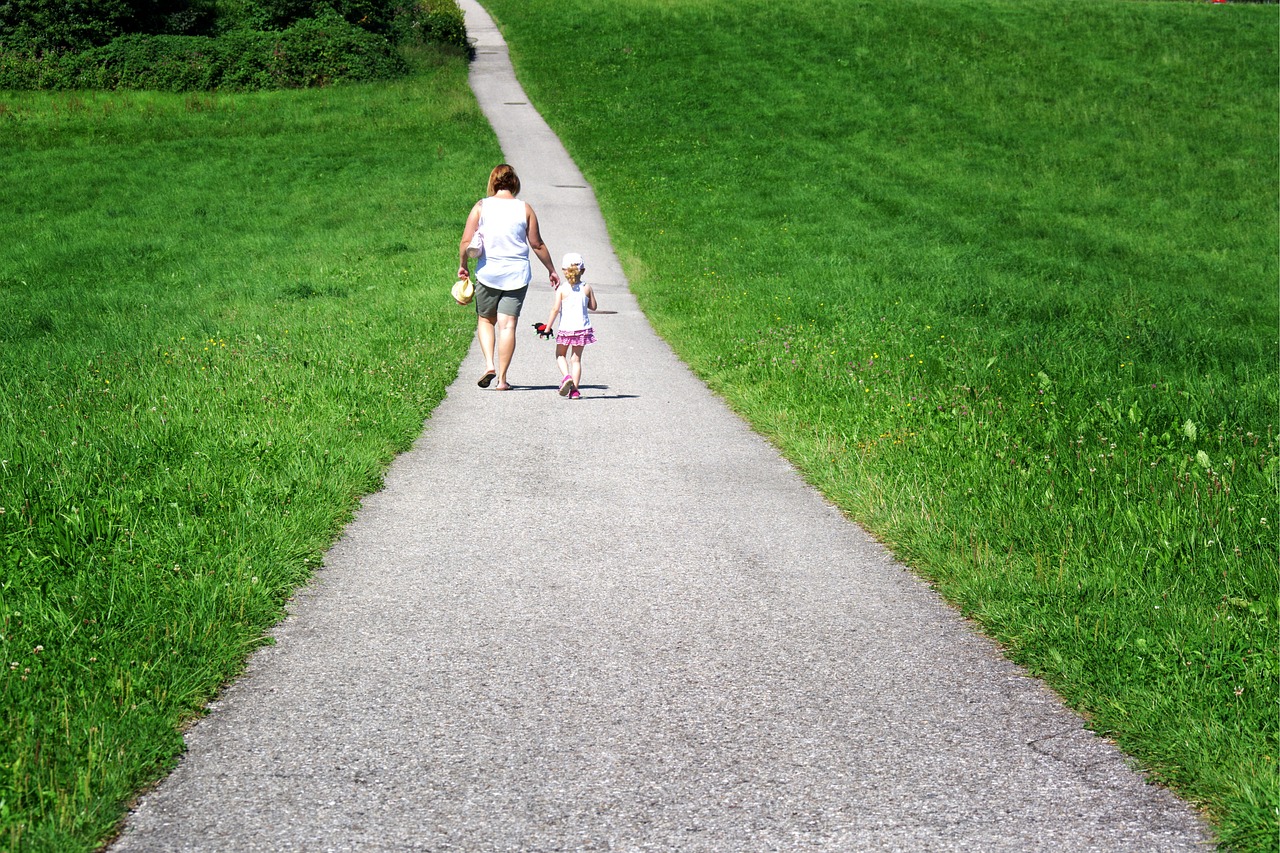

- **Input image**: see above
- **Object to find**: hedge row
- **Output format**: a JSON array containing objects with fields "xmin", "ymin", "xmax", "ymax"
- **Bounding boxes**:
[
  {"xmin": 0, "ymin": 0, "xmax": 469, "ymax": 53},
  {"xmin": 0, "ymin": 0, "xmax": 466, "ymax": 91},
  {"xmin": 0, "ymin": 19, "xmax": 397, "ymax": 90}
]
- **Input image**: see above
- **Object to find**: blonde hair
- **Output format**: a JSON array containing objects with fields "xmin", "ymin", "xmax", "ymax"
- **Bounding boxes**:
[
  {"xmin": 487, "ymin": 164, "xmax": 520, "ymax": 196},
  {"xmin": 562, "ymin": 264, "xmax": 583, "ymax": 285}
]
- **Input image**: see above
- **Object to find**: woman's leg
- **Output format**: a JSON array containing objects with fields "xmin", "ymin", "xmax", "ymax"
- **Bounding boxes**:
[
  {"xmin": 494, "ymin": 313, "xmax": 518, "ymax": 388},
  {"xmin": 476, "ymin": 316, "xmax": 497, "ymax": 374}
]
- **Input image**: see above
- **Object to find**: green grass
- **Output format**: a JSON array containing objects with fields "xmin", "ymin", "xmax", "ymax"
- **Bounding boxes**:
[
  {"xmin": 479, "ymin": 0, "xmax": 1278, "ymax": 848},
  {"xmin": 0, "ymin": 53, "xmax": 498, "ymax": 849}
]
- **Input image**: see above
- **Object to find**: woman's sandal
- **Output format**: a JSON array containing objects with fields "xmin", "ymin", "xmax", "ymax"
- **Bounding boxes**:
[{"xmin": 478, "ymin": 370, "xmax": 496, "ymax": 388}]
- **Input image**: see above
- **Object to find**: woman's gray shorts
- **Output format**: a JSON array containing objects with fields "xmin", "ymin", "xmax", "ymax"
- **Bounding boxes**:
[{"xmin": 474, "ymin": 282, "xmax": 528, "ymax": 319}]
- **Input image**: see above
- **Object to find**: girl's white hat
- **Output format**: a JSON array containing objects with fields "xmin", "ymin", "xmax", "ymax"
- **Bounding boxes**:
[{"xmin": 561, "ymin": 252, "xmax": 586, "ymax": 271}]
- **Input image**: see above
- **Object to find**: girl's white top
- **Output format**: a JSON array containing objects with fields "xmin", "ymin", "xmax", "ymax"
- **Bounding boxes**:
[
  {"xmin": 474, "ymin": 197, "xmax": 531, "ymax": 291},
  {"xmin": 556, "ymin": 283, "xmax": 593, "ymax": 334}
]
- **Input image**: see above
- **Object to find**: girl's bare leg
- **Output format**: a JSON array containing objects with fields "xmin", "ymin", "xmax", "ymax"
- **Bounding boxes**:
[
  {"xmin": 556, "ymin": 344, "xmax": 570, "ymax": 378},
  {"xmin": 569, "ymin": 345, "xmax": 585, "ymax": 387}
]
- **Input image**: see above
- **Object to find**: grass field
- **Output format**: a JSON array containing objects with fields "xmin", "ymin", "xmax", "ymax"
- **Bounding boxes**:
[
  {"xmin": 479, "ymin": 0, "xmax": 1278, "ymax": 848},
  {"xmin": 0, "ymin": 54, "xmax": 497, "ymax": 849}
]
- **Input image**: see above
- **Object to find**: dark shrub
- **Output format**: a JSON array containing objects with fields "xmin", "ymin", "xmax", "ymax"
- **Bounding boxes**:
[
  {"xmin": 0, "ymin": 16, "xmax": 404, "ymax": 91},
  {"xmin": 213, "ymin": 0, "xmax": 395, "ymax": 35},
  {"xmin": 128, "ymin": 0, "xmax": 220, "ymax": 36},
  {"xmin": 87, "ymin": 34, "xmax": 222, "ymax": 90},
  {"xmin": 0, "ymin": 0, "xmax": 134, "ymax": 52},
  {"xmin": 252, "ymin": 13, "xmax": 404, "ymax": 86},
  {"xmin": 0, "ymin": 0, "xmax": 219, "ymax": 51},
  {"xmin": 209, "ymin": 0, "xmax": 278, "ymax": 31},
  {"xmin": 326, "ymin": 0, "xmax": 396, "ymax": 35},
  {"xmin": 391, "ymin": 0, "xmax": 466, "ymax": 51},
  {"xmin": 0, "ymin": 46, "xmax": 110, "ymax": 89},
  {"xmin": 0, "ymin": 0, "xmax": 461, "ymax": 90},
  {"xmin": 210, "ymin": 0, "xmax": 468, "ymax": 42}
]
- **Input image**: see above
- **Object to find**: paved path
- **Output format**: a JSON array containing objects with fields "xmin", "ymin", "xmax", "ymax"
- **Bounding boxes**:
[{"xmin": 111, "ymin": 3, "xmax": 1214, "ymax": 850}]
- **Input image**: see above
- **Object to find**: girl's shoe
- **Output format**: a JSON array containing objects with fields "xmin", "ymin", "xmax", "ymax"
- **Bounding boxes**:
[
  {"xmin": 569, "ymin": 388, "xmax": 581, "ymax": 400},
  {"xmin": 558, "ymin": 375, "xmax": 574, "ymax": 396}
]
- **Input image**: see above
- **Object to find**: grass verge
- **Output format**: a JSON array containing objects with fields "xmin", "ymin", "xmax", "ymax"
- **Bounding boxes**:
[
  {"xmin": 0, "ymin": 51, "xmax": 497, "ymax": 850},
  {"xmin": 480, "ymin": 0, "xmax": 1278, "ymax": 847}
]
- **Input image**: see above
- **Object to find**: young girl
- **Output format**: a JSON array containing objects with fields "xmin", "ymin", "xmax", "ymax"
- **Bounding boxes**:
[{"xmin": 543, "ymin": 253, "xmax": 597, "ymax": 398}]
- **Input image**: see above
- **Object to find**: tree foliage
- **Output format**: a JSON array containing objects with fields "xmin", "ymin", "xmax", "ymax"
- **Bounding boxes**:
[{"xmin": 0, "ymin": 0, "xmax": 219, "ymax": 52}]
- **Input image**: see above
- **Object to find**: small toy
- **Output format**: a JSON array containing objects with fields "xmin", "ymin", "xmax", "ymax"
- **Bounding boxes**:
[{"xmin": 532, "ymin": 322, "xmax": 554, "ymax": 340}]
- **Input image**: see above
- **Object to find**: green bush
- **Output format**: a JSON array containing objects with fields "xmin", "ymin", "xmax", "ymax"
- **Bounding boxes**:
[
  {"xmin": 129, "ymin": 0, "xmax": 220, "ymax": 36},
  {"xmin": 248, "ymin": 14, "xmax": 405, "ymax": 86},
  {"xmin": 208, "ymin": 0, "xmax": 467, "ymax": 39},
  {"xmin": 0, "ymin": 46, "xmax": 105, "ymax": 89},
  {"xmin": 0, "ymin": 0, "xmax": 217, "ymax": 52},
  {"xmin": 85, "ymin": 34, "xmax": 223, "ymax": 90},
  {"xmin": 0, "ymin": 0, "xmax": 363, "ymax": 50},
  {"xmin": 213, "ymin": 0, "xmax": 395, "ymax": 35},
  {"xmin": 0, "ymin": 16, "xmax": 406, "ymax": 91},
  {"xmin": 0, "ymin": 0, "xmax": 462, "ymax": 90},
  {"xmin": 390, "ymin": 0, "xmax": 466, "ymax": 51},
  {"xmin": 0, "ymin": 0, "xmax": 133, "ymax": 52}
]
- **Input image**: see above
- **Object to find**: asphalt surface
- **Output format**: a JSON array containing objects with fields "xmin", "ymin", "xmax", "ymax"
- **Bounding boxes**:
[{"xmin": 110, "ymin": 2, "xmax": 1216, "ymax": 850}]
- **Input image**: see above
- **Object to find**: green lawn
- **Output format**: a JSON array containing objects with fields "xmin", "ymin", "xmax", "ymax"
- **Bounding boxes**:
[
  {"xmin": 0, "ymin": 55, "xmax": 497, "ymax": 850},
  {"xmin": 479, "ymin": 0, "xmax": 1278, "ymax": 848}
]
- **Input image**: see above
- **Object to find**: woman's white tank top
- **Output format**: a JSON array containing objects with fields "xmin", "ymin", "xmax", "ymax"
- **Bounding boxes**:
[{"xmin": 475, "ymin": 197, "xmax": 531, "ymax": 291}]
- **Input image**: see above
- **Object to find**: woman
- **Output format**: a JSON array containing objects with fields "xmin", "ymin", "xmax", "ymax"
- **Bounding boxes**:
[{"xmin": 457, "ymin": 164, "xmax": 559, "ymax": 390}]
